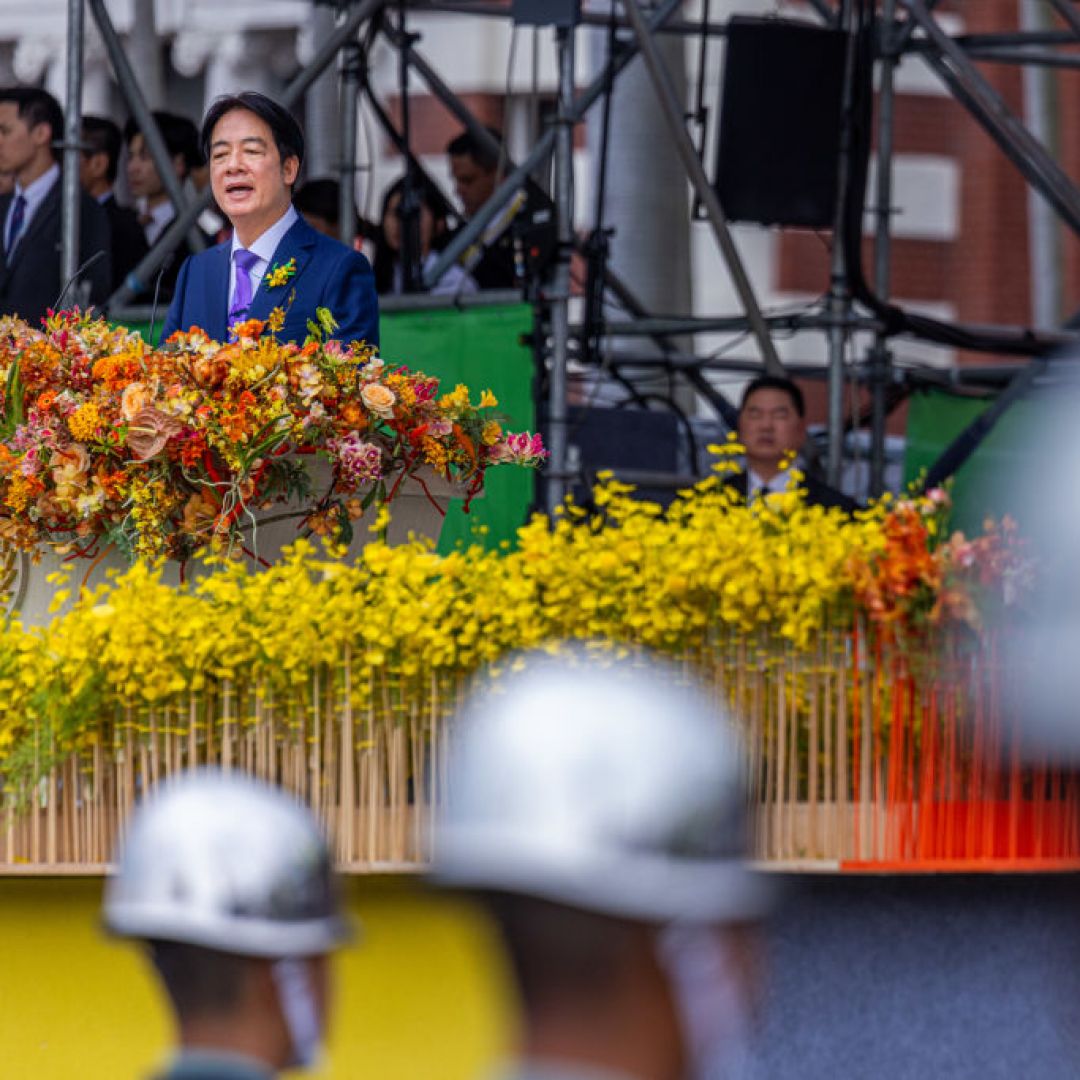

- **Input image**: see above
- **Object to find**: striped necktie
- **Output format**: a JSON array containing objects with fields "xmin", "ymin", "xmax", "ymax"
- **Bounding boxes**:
[{"xmin": 7, "ymin": 193, "xmax": 26, "ymax": 255}]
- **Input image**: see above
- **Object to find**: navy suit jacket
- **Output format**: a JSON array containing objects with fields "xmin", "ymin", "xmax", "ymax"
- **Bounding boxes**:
[
  {"xmin": 724, "ymin": 470, "xmax": 860, "ymax": 514},
  {"xmin": 0, "ymin": 181, "xmax": 112, "ymax": 324},
  {"xmin": 160, "ymin": 216, "xmax": 379, "ymax": 348}
]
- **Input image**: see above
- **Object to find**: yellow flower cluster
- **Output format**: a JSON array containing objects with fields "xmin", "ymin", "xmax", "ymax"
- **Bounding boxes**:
[{"xmin": 0, "ymin": 471, "xmax": 1010, "ymax": 789}]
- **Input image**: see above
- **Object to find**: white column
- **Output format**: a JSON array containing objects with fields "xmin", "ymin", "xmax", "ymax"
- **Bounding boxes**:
[
  {"xmin": 300, "ymin": 6, "xmax": 342, "ymax": 180},
  {"xmin": 586, "ymin": 2, "xmax": 694, "ymax": 403}
]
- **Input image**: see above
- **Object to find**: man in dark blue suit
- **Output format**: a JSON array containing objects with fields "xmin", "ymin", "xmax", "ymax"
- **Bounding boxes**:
[
  {"xmin": 724, "ymin": 375, "xmax": 859, "ymax": 512},
  {"xmin": 161, "ymin": 92, "xmax": 378, "ymax": 348},
  {"xmin": 0, "ymin": 87, "xmax": 111, "ymax": 323}
]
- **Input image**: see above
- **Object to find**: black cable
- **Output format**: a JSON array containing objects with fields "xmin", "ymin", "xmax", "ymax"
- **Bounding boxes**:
[
  {"xmin": 842, "ymin": 1, "xmax": 1064, "ymax": 357},
  {"xmin": 396, "ymin": 1, "xmax": 423, "ymax": 293},
  {"xmin": 578, "ymin": 3, "xmax": 619, "ymax": 370}
]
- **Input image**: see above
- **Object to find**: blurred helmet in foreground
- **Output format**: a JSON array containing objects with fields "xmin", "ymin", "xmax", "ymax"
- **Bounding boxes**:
[
  {"xmin": 1001, "ymin": 368, "xmax": 1080, "ymax": 760},
  {"xmin": 433, "ymin": 648, "xmax": 769, "ymax": 924},
  {"xmin": 104, "ymin": 769, "xmax": 350, "ymax": 957}
]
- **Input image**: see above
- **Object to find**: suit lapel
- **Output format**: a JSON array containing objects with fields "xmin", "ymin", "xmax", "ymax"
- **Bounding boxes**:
[
  {"xmin": 0, "ymin": 192, "xmax": 11, "ymax": 285},
  {"xmin": 17, "ymin": 181, "xmax": 60, "ymax": 255},
  {"xmin": 201, "ymin": 243, "xmax": 230, "ymax": 342},
  {"xmin": 247, "ymin": 218, "xmax": 318, "ymax": 323}
]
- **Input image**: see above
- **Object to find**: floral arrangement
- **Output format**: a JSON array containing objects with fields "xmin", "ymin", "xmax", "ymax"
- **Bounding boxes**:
[
  {"xmin": 845, "ymin": 485, "xmax": 1032, "ymax": 642},
  {"xmin": 0, "ymin": 466, "xmax": 1044, "ymax": 869},
  {"xmin": 0, "ymin": 309, "xmax": 546, "ymax": 563}
]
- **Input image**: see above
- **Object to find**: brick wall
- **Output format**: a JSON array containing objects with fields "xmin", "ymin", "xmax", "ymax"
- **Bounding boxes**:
[{"xmin": 777, "ymin": 0, "xmax": 1055, "ymax": 360}]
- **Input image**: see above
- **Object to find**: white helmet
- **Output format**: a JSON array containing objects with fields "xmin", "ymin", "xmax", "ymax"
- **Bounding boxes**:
[
  {"xmin": 104, "ymin": 770, "xmax": 350, "ymax": 957},
  {"xmin": 999, "ymin": 371, "xmax": 1080, "ymax": 758},
  {"xmin": 433, "ymin": 649, "xmax": 769, "ymax": 924}
]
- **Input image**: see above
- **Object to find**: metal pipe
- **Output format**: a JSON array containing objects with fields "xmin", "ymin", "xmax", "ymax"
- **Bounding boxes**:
[
  {"xmin": 566, "ymin": 312, "xmax": 885, "ymax": 337},
  {"xmin": 545, "ymin": 24, "xmax": 576, "ymax": 514},
  {"xmin": 1047, "ymin": 0, "xmax": 1080, "ymax": 38},
  {"xmin": 423, "ymin": 0, "xmax": 684, "ymax": 288},
  {"xmin": 339, "ymin": 43, "xmax": 361, "ymax": 249},
  {"xmin": 60, "ymin": 0, "xmax": 84, "ymax": 293},
  {"xmin": 826, "ymin": 0, "xmax": 858, "ymax": 487},
  {"xmin": 870, "ymin": 0, "xmax": 898, "ymax": 497},
  {"xmin": 107, "ymin": 0, "xmax": 388, "ymax": 309},
  {"xmin": 380, "ymin": 21, "xmax": 505, "ymax": 169},
  {"xmin": 409, "ymin": 0, "xmax": 730, "ymax": 36},
  {"xmin": 888, "ymin": 0, "xmax": 941, "ymax": 57},
  {"xmin": 281, "ymin": 0, "xmax": 389, "ymax": 107},
  {"xmin": 619, "ymin": 0, "xmax": 783, "ymax": 376},
  {"xmin": 900, "ymin": 0, "xmax": 1080, "ymax": 236},
  {"xmin": 955, "ymin": 47, "xmax": 1080, "ymax": 71},
  {"xmin": 1021, "ymin": 0, "xmax": 1061, "ymax": 328},
  {"xmin": 87, "ymin": 0, "xmax": 206, "ymax": 262}
]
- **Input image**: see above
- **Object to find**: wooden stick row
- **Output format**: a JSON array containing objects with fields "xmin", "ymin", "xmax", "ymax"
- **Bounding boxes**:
[{"xmin": 4, "ymin": 634, "xmax": 1080, "ymax": 872}]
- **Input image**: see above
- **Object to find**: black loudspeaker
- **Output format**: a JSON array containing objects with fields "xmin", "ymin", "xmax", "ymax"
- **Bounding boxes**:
[
  {"xmin": 567, "ymin": 406, "xmax": 681, "ymax": 507},
  {"xmin": 715, "ymin": 17, "xmax": 853, "ymax": 228},
  {"xmin": 512, "ymin": 0, "xmax": 581, "ymax": 28}
]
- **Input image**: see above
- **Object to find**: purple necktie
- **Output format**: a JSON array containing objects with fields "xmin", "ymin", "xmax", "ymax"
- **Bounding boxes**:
[
  {"xmin": 229, "ymin": 248, "xmax": 259, "ymax": 326},
  {"xmin": 7, "ymin": 193, "xmax": 26, "ymax": 255}
]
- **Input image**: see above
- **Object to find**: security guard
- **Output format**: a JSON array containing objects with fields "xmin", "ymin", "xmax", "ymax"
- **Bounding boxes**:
[
  {"xmin": 104, "ymin": 770, "xmax": 351, "ymax": 1080},
  {"xmin": 433, "ymin": 650, "xmax": 771, "ymax": 1080}
]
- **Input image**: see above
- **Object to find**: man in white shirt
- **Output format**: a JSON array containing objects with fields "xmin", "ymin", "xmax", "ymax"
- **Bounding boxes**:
[{"xmin": 0, "ymin": 87, "xmax": 111, "ymax": 322}]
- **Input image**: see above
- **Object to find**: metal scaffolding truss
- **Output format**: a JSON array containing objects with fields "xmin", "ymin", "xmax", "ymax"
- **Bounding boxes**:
[{"xmin": 54, "ymin": 0, "xmax": 1080, "ymax": 509}]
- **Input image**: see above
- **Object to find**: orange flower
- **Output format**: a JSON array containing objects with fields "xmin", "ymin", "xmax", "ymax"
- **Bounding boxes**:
[
  {"xmin": 121, "ymin": 382, "xmax": 151, "ymax": 421},
  {"xmin": 361, "ymin": 383, "xmax": 396, "ymax": 419}
]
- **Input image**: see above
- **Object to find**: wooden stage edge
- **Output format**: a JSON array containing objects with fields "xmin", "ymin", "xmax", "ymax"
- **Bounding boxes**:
[{"xmin": 4, "ymin": 859, "xmax": 1080, "ymax": 878}]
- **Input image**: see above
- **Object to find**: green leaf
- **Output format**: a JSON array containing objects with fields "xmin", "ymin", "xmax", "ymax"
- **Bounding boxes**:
[
  {"xmin": 0, "ymin": 361, "xmax": 25, "ymax": 440},
  {"xmin": 336, "ymin": 502, "xmax": 354, "ymax": 546}
]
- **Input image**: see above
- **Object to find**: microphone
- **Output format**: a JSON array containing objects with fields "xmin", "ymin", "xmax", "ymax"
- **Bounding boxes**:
[
  {"xmin": 53, "ymin": 250, "xmax": 106, "ymax": 311},
  {"xmin": 147, "ymin": 260, "xmax": 169, "ymax": 346}
]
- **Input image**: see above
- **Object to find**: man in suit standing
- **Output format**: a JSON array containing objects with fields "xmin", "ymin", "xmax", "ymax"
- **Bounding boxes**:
[
  {"xmin": 727, "ymin": 375, "xmax": 859, "ymax": 512},
  {"xmin": 0, "ymin": 87, "xmax": 111, "ymax": 323},
  {"xmin": 161, "ymin": 93, "xmax": 378, "ymax": 348},
  {"xmin": 125, "ymin": 111, "xmax": 212, "ymax": 302},
  {"xmin": 80, "ymin": 115, "xmax": 150, "ymax": 294},
  {"xmin": 446, "ymin": 128, "xmax": 553, "ymax": 291}
]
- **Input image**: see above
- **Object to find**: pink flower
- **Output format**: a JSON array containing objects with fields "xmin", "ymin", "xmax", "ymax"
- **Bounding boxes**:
[
  {"xmin": 487, "ymin": 431, "xmax": 548, "ymax": 465},
  {"xmin": 126, "ymin": 407, "xmax": 185, "ymax": 462},
  {"xmin": 330, "ymin": 432, "xmax": 384, "ymax": 487}
]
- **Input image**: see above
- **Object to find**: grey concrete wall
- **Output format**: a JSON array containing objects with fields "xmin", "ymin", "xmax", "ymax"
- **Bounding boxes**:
[{"xmin": 753, "ymin": 874, "xmax": 1080, "ymax": 1079}]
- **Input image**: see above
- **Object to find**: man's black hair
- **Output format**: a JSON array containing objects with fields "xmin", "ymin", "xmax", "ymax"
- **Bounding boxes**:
[
  {"xmin": 81, "ymin": 115, "xmax": 122, "ymax": 184},
  {"xmin": 477, "ymin": 891, "xmax": 642, "ymax": 1013},
  {"xmin": 446, "ymin": 127, "xmax": 503, "ymax": 172},
  {"xmin": 293, "ymin": 177, "xmax": 340, "ymax": 226},
  {"xmin": 372, "ymin": 173, "xmax": 456, "ymax": 294},
  {"xmin": 0, "ymin": 87, "xmax": 64, "ymax": 162},
  {"xmin": 123, "ymin": 111, "xmax": 203, "ymax": 173},
  {"xmin": 740, "ymin": 375, "xmax": 806, "ymax": 418},
  {"xmin": 200, "ymin": 92, "xmax": 305, "ymax": 172},
  {"xmin": 148, "ymin": 940, "xmax": 255, "ymax": 1019}
]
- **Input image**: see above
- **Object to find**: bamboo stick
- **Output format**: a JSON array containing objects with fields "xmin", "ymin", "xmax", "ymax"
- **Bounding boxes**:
[{"xmin": 339, "ymin": 649, "xmax": 355, "ymax": 863}]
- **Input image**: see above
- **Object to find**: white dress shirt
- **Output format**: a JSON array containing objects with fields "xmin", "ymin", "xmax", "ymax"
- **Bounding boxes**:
[
  {"xmin": 5, "ymin": 163, "xmax": 59, "ymax": 253},
  {"xmin": 142, "ymin": 199, "xmax": 176, "ymax": 246},
  {"xmin": 227, "ymin": 204, "xmax": 299, "ymax": 312},
  {"xmin": 748, "ymin": 466, "xmax": 794, "ymax": 499}
]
